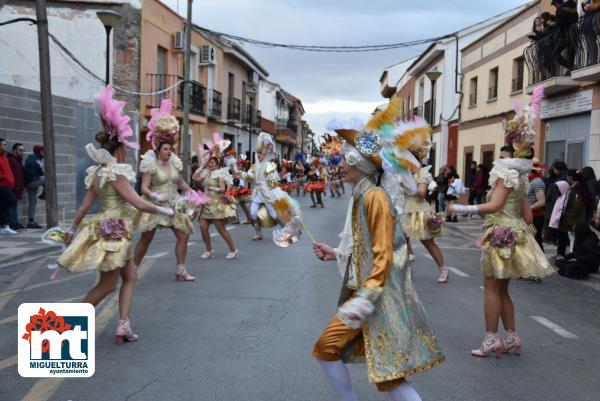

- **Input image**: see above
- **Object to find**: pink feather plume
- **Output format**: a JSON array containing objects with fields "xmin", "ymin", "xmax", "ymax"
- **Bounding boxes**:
[
  {"xmin": 96, "ymin": 85, "xmax": 139, "ymax": 150},
  {"xmin": 183, "ymin": 189, "xmax": 210, "ymax": 206},
  {"xmin": 146, "ymin": 98, "xmax": 174, "ymax": 149},
  {"xmin": 512, "ymin": 99, "xmax": 523, "ymax": 114},
  {"xmin": 530, "ymin": 85, "xmax": 544, "ymax": 116}
]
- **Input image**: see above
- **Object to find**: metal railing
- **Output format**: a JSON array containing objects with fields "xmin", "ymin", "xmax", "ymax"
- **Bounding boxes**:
[
  {"xmin": 571, "ymin": 12, "xmax": 600, "ymax": 71},
  {"xmin": 243, "ymin": 104, "xmax": 255, "ymax": 125},
  {"xmin": 209, "ymin": 89, "xmax": 222, "ymax": 118},
  {"xmin": 488, "ymin": 86, "xmax": 498, "ymax": 100},
  {"xmin": 146, "ymin": 74, "xmax": 206, "ymax": 115},
  {"xmin": 227, "ymin": 97, "xmax": 241, "ymax": 121},
  {"xmin": 468, "ymin": 93, "xmax": 477, "ymax": 106},
  {"xmin": 511, "ymin": 77, "xmax": 524, "ymax": 92},
  {"xmin": 524, "ymin": 29, "xmax": 572, "ymax": 85}
]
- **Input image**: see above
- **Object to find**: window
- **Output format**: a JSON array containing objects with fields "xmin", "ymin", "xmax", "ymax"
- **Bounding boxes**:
[
  {"xmin": 228, "ymin": 73, "xmax": 234, "ymax": 97},
  {"xmin": 567, "ymin": 141, "xmax": 584, "ymax": 169},
  {"xmin": 157, "ymin": 46, "xmax": 167, "ymax": 75},
  {"xmin": 488, "ymin": 67, "xmax": 499, "ymax": 101},
  {"xmin": 512, "ymin": 57, "xmax": 524, "ymax": 93},
  {"xmin": 546, "ymin": 141, "xmax": 566, "ymax": 166},
  {"xmin": 469, "ymin": 77, "xmax": 478, "ymax": 107},
  {"xmin": 481, "ymin": 144, "xmax": 495, "ymax": 171},
  {"xmin": 463, "ymin": 146, "xmax": 474, "ymax": 185},
  {"xmin": 429, "ymin": 144, "xmax": 436, "ymax": 175}
]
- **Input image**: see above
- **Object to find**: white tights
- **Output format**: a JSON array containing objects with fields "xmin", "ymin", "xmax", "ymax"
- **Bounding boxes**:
[
  {"xmin": 318, "ymin": 360, "xmax": 422, "ymax": 401},
  {"xmin": 318, "ymin": 360, "xmax": 358, "ymax": 401},
  {"xmin": 388, "ymin": 382, "xmax": 422, "ymax": 401}
]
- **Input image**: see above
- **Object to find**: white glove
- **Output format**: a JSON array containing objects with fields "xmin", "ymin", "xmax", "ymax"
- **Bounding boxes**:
[
  {"xmin": 337, "ymin": 296, "xmax": 375, "ymax": 329},
  {"xmin": 149, "ymin": 192, "xmax": 166, "ymax": 202},
  {"xmin": 155, "ymin": 205, "xmax": 174, "ymax": 216},
  {"xmin": 449, "ymin": 204, "xmax": 479, "ymax": 214}
]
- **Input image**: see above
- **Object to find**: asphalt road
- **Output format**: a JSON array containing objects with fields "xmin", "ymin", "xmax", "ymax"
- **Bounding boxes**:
[{"xmin": 1, "ymin": 188, "xmax": 599, "ymax": 401}]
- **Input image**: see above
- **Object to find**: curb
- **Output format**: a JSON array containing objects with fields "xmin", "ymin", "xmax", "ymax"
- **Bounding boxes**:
[{"xmin": 0, "ymin": 246, "xmax": 61, "ymax": 269}]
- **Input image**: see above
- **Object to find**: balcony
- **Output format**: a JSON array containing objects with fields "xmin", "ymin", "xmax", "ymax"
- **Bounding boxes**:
[
  {"xmin": 209, "ymin": 89, "xmax": 222, "ymax": 118},
  {"xmin": 145, "ymin": 74, "xmax": 206, "ymax": 116},
  {"xmin": 468, "ymin": 93, "xmax": 477, "ymax": 107},
  {"xmin": 488, "ymin": 86, "xmax": 498, "ymax": 101},
  {"xmin": 227, "ymin": 97, "xmax": 241, "ymax": 121},
  {"xmin": 571, "ymin": 12, "xmax": 600, "ymax": 81},
  {"xmin": 511, "ymin": 76, "xmax": 524, "ymax": 93},
  {"xmin": 524, "ymin": 30, "xmax": 579, "ymax": 95},
  {"xmin": 276, "ymin": 118, "xmax": 298, "ymax": 145}
]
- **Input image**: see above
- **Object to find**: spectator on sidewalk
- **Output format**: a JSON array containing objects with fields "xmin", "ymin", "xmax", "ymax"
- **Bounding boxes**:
[
  {"xmin": 555, "ymin": 222, "xmax": 600, "ymax": 278},
  {"xmin": 528, "ymin": 159, "xmax": 546, "ymax": 250},
  {"xmin": 445, "ymin": 165, "xmax": 464, "ymax": 222},
  {"xmin": 580, "ymin": 166, "xmax": 598, "ymax": 204},
  {"xmin": 24, "ymin": 145, "xmax": 45, "ymax": 229},
  {"xmin": 467, "ymin": 161, "xmax": 478, "ymax": 206},
  {"xmin": 7, "ymin": 143, "xmax": 25, "ymax": 230},
  {"xmin": 568, "ymin": 169, "xmax": 596, "ymax": 222},
  {"xmin": 472, "ymin": 164, "xmax": 489, "ymax": 206},
  {"xmin": 436, "ymin": 166, "xmax": 448, "ymax": 213},
  {"xmin": 0, "ymin": 138, "xmax": 17, "ymax": 235},
  {"xmin": 544, "ymin": 160, "xmax": 568, "ymax": 244}
]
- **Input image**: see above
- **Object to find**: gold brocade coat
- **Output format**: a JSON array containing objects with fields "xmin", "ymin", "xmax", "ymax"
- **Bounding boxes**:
[
  {"xmin": 134, "ymin": 151, "xmax": 194, "ymax": 234},
  {"xmin": 339, "ymin": 177, "xmax": 444, "ymax": 383},
  {"xmin": 57, "ymin": 163, "xmax": 137, "ymax": 272}
]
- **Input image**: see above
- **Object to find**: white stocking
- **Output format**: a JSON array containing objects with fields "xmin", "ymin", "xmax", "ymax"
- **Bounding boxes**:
[
  {"xmin": 389, "ymin": 382, "xmax": 422, "ymax": 401},
  {"xmin": 318, "ymin": 360, "xmax": 358, "ymax": 401},
  {"xmin": 250, "ymin": 201, "xmax": 261, "ymax": 220}
]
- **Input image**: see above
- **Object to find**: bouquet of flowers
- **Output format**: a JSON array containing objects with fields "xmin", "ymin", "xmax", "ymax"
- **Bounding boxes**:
[
  {"xmin": 427, "ymin": 213, "xmax": 443, "ymax": 234},
  {"xmin": 96, "ymin": 218, "xmax": 127, "ymax": 241},
  {"xmin": 489, "ymin": 226, "xmax": 516, "ymax": 259}
]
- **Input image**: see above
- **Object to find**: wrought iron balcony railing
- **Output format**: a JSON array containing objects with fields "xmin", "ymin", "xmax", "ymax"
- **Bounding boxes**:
[
  {"xmin": 209, "ymin": 89, "xmax": 222, "ymax": 118},
  {"xmin": 227, "ymin": 97, "xmax": 241, "ymax": 121},
  {"xmin": 146, "ymin": 74, "xmax": 206, "ymax": 115},
  {"xmin": 524, "ymin": 29, "xmax": 572, "ymax": 85}
]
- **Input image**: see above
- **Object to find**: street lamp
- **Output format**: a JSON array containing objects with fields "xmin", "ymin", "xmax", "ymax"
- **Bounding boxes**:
[
  {"xmin": 96, "ymin": 10, "xmax": 122, "ymax": 85},
  {"xmin": 425, "ymin": 70, "xmax": 442, "ymax": 125}
]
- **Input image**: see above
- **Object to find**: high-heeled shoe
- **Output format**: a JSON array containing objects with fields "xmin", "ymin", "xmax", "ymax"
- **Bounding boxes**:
[
  {"xmin": 437, "ymin": 267, "xmax": 449, "ymax": 283},
  {"xmin": 115, "ymin": 319, "xmax": 139, "ymax": 345},
  {"xmin": 471, "ymin": 332, "xmax": 503, "ymax": 358},
  {"xmin": 200, "ymin": 250, "xmax": 214, "ymax": 259},
  {"xmin": 502, "ymin": 330, "xmax": 522, "ymax": 355},
  {"xmin": 225, "ymin": 249, "xmax": 238, "ymax": 259},
  {"xmin": 175, "ymin": 265, "xmax": 195, "ymax": 281}
]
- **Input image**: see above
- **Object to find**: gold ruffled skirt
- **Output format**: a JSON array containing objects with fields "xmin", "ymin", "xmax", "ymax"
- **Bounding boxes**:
[
  {"xmin": 57, "ymin": 216, "xmax": 133, "ymax": 272},
  {"xmin": 481, "ymin": 225, "xmax": 555, "ymax": 279},
  {"xmin": 402, "ymin": 211, "xmax": 442, "ymax": 241},
  {"xmin": 134, "ymin": 210, "xmax": 194, "ymax": 235},
  {"xmin": 199, "ymin": 198, "xmax": 237, "ymax": 220}
]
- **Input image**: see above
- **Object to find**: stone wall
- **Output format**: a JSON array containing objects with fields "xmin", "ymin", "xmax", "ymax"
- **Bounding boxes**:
[{"xmin": 0, "ymin": 83, "xmax": 99, "ymax": 225}]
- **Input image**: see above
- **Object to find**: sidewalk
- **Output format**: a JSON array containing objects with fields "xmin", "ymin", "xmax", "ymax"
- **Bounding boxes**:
[
  {"xmin": 443, "ymin": 215, "xmax": 600, "ymax": 284},
  {"xmin": 0, "ymin": 228, "xmax": 61, "ymax": 268}
]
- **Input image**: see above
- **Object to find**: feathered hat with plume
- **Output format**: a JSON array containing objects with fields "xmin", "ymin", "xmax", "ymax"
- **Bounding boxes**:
[
  {"xmin": 146, "ymin": 98, "xmax": 180, "ymax": 150},
  {"xmin": 256, "ymin": 132, "xmax": 275, "ymax": 154},
  {"xmin": 504, "ymin": 85, "xmax": 544, "ymax": 159},
  {"xmin": 198, "ymin": 133, "xmax": 231, "ymax": 166},
  {"xmin": 95, "ymin": 85, "xmax": 139, "ymax": 150}
]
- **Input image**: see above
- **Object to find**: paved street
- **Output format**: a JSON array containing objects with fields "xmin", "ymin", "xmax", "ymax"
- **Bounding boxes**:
[{"xmin": 1, "ymin": 192, "xmax": 599, "ymax": 401}]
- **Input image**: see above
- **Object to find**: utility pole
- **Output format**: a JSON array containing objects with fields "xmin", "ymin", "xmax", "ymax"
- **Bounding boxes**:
[
  {"xmin": 181, "ymin": 0, "xmax": 193, "ymax": 180},
  {"xmin": 35, "ymin": 0, "xmax": 58, "ymax": 227}
]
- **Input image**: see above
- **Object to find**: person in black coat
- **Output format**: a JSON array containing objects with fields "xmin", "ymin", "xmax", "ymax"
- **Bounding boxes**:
[{"xmin": 555, "ymin": 222, "xmax": 600, "ymax": 278}]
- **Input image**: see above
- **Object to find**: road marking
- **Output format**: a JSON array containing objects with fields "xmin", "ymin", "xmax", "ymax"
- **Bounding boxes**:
[
  {"xmin": 0, "ymin": 355, "xmax": 17, "ymax": 370},
  {"xmin": 188, "ymin": 241, "xmax": 196, "ymax": 246},
  {"xmin": 0, "ymin": 270, "xmax": 94, "ymax": 299},
  {"xmin": 210, "ymin": 225, "xmax": 237, "ymax": 237},
  {"xmin": 19, "ymin": 259, "xmax": 157, "ymax": 401},
  {"xmin": 146, "ymin": 251, "xmax": 169, "ymax": 258},
  {"xmin": 0, "ymin": 260, "xmax": 43, "ymax": 311},
  {"xmin": 530, "ymin": 316, "xmax": 579, "ymax": 339},
  {"xmin": 480, "ymin": 286, "xmax": 484, "ymax": 290},
  {"xmin": 447, "ymin": 267, "xmax": 470, "ymax": 277},
  {"xmin": 0, "ymin": 294, "xmax": 84, "ymax": 326}
]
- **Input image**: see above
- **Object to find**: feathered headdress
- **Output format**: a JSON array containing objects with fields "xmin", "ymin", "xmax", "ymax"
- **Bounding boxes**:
[
  {"xmin": 256, "ymin": 132, "xmax": 274, "ymax": 154},
  {"xmin": 328, "ymin": 151, "xmax": 342, "ymax": 166},
  {"xmin": 146, "ymin": 98, "xmax": 180, "ymax": 150},
  {"xmin": 504, "ymin": 85, "xmax": 544, "ymax": 159},
  {"xmin": 281, "ymin": 160, "xmax": 293, "ymax": 170},
  {"xmin": 199, "ymin": 132, "xmax": 231, "ymax": 165},
  {"xmin": 294, "ymin": 152, "xmax": 306, "ymax": 164},
  {"xmin": 95, "ymin": 85, "xmax": 139, "ymax": 150},
  {"xmin": 379, "ymin": 116, "xmax": 432, "ymax": 173}
]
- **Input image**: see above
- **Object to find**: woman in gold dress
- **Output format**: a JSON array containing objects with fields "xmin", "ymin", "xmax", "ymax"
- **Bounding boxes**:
[
  {"xmin": 57, "ymin": 86, "xmax": 173, "ymax": 344},
  {"xmin": 193, "ymin": 137, "xmax": 238, "ymax": 259},
  {"xmin": 133, "ymin": 100, "xmax": 196, "ymax": 281},
  {"xmin": 401, "ymin": 130, "xmax": 449, "ymax": 283},
  {"xmin": 450, "ymin": 87, "xmax": 554, "ymax": 357}
]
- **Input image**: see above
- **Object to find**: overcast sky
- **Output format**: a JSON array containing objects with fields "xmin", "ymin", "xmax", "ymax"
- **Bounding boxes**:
[{"xmin": 163, "ymin": 0, "xmax": 529, "ymax": 136}]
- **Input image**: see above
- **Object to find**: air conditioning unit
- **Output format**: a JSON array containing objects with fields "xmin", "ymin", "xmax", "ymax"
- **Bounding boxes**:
[
  {"xmin": 201, "ymin": 45, "xmax": 216, "ymax": 65},
  {"xmin": 174, "ymin": 32, "xmax": 185, "ymax": 50}
]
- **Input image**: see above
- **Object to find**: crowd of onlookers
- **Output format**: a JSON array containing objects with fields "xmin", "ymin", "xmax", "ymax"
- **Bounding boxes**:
[
  {"xmin": 529, "ymin": 1, "xmax": 600, "ymax": 73},
  {"xmin": 0, "ymin": 137, "xmax": 46, "ymax": 235}
]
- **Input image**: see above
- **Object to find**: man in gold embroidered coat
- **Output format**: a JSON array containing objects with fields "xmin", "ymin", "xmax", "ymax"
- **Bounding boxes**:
[{"xmin": 313, "ymin": 101, "xmax": 444, "ymax": 401}]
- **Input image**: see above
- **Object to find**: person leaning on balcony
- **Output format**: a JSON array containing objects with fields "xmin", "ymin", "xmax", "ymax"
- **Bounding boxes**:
[{"xmin": 552, "ymin": 0, "xmax": 579, "ymax": 68}]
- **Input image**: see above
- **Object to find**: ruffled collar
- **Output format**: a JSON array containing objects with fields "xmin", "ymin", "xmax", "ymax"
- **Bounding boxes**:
[{"xmin": 493, "ymin": 158, "xmax": 533, "ymax": 175}]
